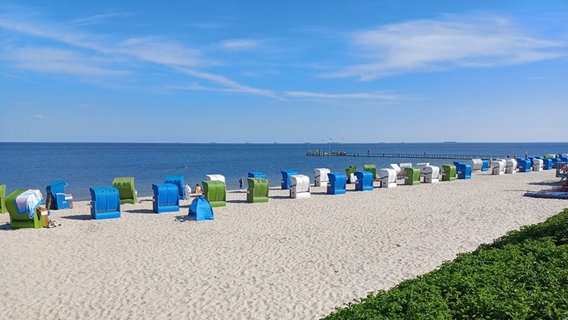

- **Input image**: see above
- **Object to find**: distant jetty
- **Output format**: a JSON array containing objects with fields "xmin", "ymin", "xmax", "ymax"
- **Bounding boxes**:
[
  {"xmin": 306, "ymin": 151, "xmax": 348, "ymax": 156},
  {"xmin": 306, "ymin": 151, "xmax": 517, "ymax": 160}
]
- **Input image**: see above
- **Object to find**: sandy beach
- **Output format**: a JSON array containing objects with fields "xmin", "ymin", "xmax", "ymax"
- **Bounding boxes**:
[{"xmin": 1, "ymin": 169, "xmax": 566, "ymax": 319}]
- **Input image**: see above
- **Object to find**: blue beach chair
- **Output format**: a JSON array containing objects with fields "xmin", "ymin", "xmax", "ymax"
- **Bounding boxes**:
[
  {"xmin": 281, "ymin": 170, "xmax": 298, "ymax": 190},
  {"xmin": 152, "ymin": 183, "xmax": 180, "ymax": 213},
  {"xmin": 516, "ymin": 159, "xmax": 531, "ymax": 173},
  {"xmin": 481, "ymin": 160, "xmax": 489, "ymax": 171},
  {"xmin": 355, "ymin": 171, "xmax": 374, "ymax": 191},
  {"xmin": 164, "ymin": 175, "xmax": 186, "ymax": 200},
  {"xmin": 248, "ymin": 172, "xmax": 267, "ymax": 179},
  {"xmin": 542, "ymin": 158, "xmax": 553, "ymax": 170},
  {"xmin": 46, "ymin": 180, "xmax": 73, "ymax": 210},
  {"xmin": 327, "ymin": 173, "xmax": 346, "ymax": 195},
  {"xmin": 453, "ymin": 162, "xmax": 472, "ymax": 179},
  {"xmin": 90, "ymin": 187, "xmax": 121, "ymax": 220}
]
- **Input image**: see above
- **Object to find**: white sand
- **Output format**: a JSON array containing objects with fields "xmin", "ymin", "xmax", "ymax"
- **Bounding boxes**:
[{"xmin": 0, "ymin": 170, "xmax": 566, "ymax": 319}]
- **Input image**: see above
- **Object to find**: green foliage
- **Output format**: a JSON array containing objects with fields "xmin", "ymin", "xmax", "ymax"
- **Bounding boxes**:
[{"xmin": 324, "ymin": 209, "xmax": 568, "ymax": 320}]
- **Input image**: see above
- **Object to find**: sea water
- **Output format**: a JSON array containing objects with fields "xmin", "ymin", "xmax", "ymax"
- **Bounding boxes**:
[{"xmin": 1, "ymin": 142, "xmax": 567, "ymax": 200}]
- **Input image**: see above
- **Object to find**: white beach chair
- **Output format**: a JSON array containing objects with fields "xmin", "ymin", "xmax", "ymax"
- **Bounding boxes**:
[
  {"xmin": 290, "ymin": 174, "xmax": 310, "ymax": 199},
  {"xmin": 314, "ymin": 168, "xmax": 330, "ymax": 187},
  {"xmin": 532, "ymin": 159, "xmax": 543, "ymax": 171},
  {"xmin": 505, "ymin": 159, "xmax": 517, "ymax": 174},
  {"xmin": 491, "ymin": 160, "xmax": 506, "ymax": 175},
  {"xmin": 469, "ymin": 159, "xmax": 483, "ymax": 171},
  {"xmin": 379, "ymin": 168, "xmax": 397, "ymax": 188},
  {"xmin": 416, "ymin": 163, "xmax": 430, "ymax": 170},
  {"xmin": 421, "ymin": 165, "xmax": 440, "ymax": 183},
  {"xmin": 389, "ymin": 164, "xmax": 402, "ymax": 176},
  {"xmin": 205, "ymin": 174, "xmax": 226, "ymax": 184}
]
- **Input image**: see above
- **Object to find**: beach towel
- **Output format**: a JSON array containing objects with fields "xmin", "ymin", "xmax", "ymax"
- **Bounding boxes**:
[
  {"xmin": 524, "ymin": 191, "xmax": 568, "ymax": 199},
  {"xmin": 15, "ymin": 189, "xmax": 44, "ymax": 218}
]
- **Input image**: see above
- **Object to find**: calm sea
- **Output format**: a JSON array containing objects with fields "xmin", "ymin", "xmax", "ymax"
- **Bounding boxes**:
[{"xmin": 1, "ymin": 142, "xmax": 567, "ymax": 200}]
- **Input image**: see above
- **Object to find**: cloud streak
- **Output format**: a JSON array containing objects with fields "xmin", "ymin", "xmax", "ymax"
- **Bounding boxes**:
[
  {"xmin": 328, "ymin": 14, "xmax": 567, "ymax": 80},
  {"xmin": 285, "ymin": 91, "xmax": 407, "ymax": 101},
  {"xmin": 174, "ymin": 68, "xmax": 285, "ymax": 100},
  {"xmin": 0, "ymin": 9, "xmax": 279, "ymax": 99},
  {"xmin": 4, "ymin": 47, "xmax": 127, "ymax": 76},
  {"xmin": 119, "ymin": 37, "xmax": 211, "ymax": 68},
  {"xmin": 69, "ymin": 12, "xmax": 135, "ymax": 26},
  {"xmin": 219, "ymin": 39, "xmax": 261, "ymax": 50}
]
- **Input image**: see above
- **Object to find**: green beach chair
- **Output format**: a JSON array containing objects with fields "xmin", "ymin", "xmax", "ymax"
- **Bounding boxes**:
[
  {"xmin": 247, "ymin": 178, "xmax": 269, "ymax": 203},
  {"xmin": 202, "ymin": 180, "xmax": 226, "ymax": 207},
  {"xmin": 345, "ymin": 165, "xmax": 357, "ymax": 183},
  {"xmin": 442, "ymin": 164, "xmax": 457, "ymax": 181},
  {"xmin": 404, "ymin": 167, "xmax": 421, "ymax": 185},
  {"xmin": 6, "ymin": 190, "xmax": 46, "ymax": 229},
  {"xmin": 112, "ymin": 177, "xmax": 138, "ymax": 204},
  {"xmin": 363, "ymin": 164, "xmax": 377, "ymax": 180},
  {"xmin": 0, "ymin": 185, "xmax": 7, "ymax": 214}
]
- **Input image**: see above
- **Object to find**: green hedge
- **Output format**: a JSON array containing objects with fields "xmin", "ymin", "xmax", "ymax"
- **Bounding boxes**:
[{"xmin": 324, "ymin": 209, "xmax": 568, "ymax": 320}]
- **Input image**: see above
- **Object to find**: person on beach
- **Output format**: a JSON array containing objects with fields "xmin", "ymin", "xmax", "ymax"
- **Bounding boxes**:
[
  {"xmin": 184, "ymin": 184, "xmax": 191, "ymax": 198},
  {"xmin": 194, "ymin": 184, "xmax": 202, "ymax": 195},
  {"xmin": 239, "ymin": 177, "xmax": 244, "ymax": 189}
]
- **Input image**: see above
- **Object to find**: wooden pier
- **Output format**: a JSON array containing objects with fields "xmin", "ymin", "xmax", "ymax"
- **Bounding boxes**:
[{"xmin": 306, "ymin": 151, "xmax": 516, "ymax": 160}]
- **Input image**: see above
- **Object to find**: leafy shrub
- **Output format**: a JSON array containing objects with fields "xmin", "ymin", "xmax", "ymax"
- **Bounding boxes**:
[{"xmin": 324, "ymin": 209, "xmax": 568, "ymax": 319}]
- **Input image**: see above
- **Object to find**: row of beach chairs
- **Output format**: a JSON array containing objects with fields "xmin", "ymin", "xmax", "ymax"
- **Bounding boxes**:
[
  {"xmin": 0, "ymin": 175, "xmax": 228, "ymax": 225},
  {"xmin": 490, "ymin": 157, "xmax": 566, "ymax": 175},
  {"xmin": 3, "ymin": 155, "xmax": 566, "ymax": 227}
]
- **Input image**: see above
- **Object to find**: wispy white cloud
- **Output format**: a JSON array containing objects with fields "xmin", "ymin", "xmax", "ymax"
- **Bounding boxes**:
[
  {"xmin": 4, "ymin": 47, "xmax": 127, "ymax": 76},
  {"xmin": 0, "ymin": 16, "xmax": 201, "ymax": 67},
  {"xmin": 119, "ymin": 37, "xmax": 212, "ymax": 67},
  {"xmin": 286, "ymin": 91, "xmax": 407, "ymax": 100},
  {"xmin": 328, "ymin": 14, "xmax": 567, "ymax": 80},
  {"xmin": 0, "ymin": 15, "xmax": 108, "ymax": 53},
  {"xmin": 219, "ymin": 39, "xmax": 260, "ymax": 50},
  {"xmin": 173, "ymin": 68, "xmax": 285, "ymax": 100},
  {"xmin": 69, "ymin": 12, "xmax": 135, "ymax": 26},
  {"xmin": 0, "ymin": 8, "xmax": 279, "ymax": 99}
]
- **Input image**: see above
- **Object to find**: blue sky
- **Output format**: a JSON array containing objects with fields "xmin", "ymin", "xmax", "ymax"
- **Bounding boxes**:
[{"xmin": 1, "ymin": 1, "xmax": 567, "ymax": 143}]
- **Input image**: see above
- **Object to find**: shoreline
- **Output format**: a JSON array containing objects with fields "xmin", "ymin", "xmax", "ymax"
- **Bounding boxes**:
[
  {"xmin": 1, "ymin": 170, "xmax": 566, "ymax": 319},
  {"xmin": 2, "ymin": 142, "xmax": 567, "ymax": 201}
]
